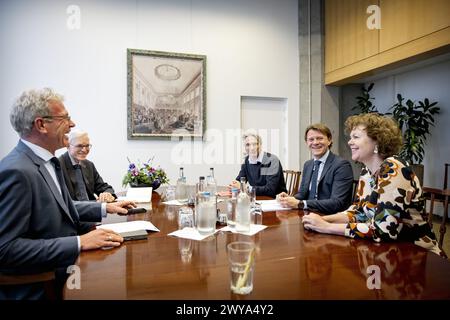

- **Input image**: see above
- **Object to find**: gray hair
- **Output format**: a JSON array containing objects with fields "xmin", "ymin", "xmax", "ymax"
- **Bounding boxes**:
[
  {"xmin": 242, "ymin": 129, "xmax": 262, "ymax": 145},
  {"xmin": 10, "ymin": 88, "xmax": 64, "ymax": 137},
  {"xmin": 68, "ymin": 130, "xmax": 89, "ymax": 145}
]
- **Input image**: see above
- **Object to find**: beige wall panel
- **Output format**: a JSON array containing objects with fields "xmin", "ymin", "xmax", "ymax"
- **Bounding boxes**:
[
  {"xmin": 380, "ymin": 0, "xmax": 450, "ymax": 52},
  {"xmin": 325, "ymin": 27, "xmax": 450, "ymax": 85},
  {"xmin": 325, "ymin": 0, "xmax": 379, "ymax": 73}
]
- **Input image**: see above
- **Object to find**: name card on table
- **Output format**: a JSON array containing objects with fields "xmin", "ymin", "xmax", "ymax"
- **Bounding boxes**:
[{"xmin": 117, "ymin": 187, "xmax": 152, "ymax": 203}]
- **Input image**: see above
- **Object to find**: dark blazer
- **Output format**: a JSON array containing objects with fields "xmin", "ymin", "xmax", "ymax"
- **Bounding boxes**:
[
  {"xmin": 295, "ymin": 151, "xmax": 353, "ymax": 214},
  {"xmin": 59, "ymin": 151, "xmax": 116, "ymax": 201},
  {"xmin": 0, "ymin": 141, "xmax": 102, "ymax": 299},
  {"xmin": 236, "ymin": 152, "xmax": 287, "ymax": 198}
]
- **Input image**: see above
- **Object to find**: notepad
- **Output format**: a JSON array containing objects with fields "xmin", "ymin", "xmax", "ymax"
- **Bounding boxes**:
[
  {"xmin": 117, "ymin": 187, "xmax": 152, "ymax": 203},
  {"xmin": 97, "ymin": 220, "xmax": 160, "ymax": 236},
  {"xmin": 120, "ymin": 229, "xmax": 149, "ymax": 241}
]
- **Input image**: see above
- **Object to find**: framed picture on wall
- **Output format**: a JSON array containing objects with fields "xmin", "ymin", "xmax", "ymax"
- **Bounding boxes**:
[{"xmin": 127, "ymin": 49, "xmax": 206, "ymax": 140}]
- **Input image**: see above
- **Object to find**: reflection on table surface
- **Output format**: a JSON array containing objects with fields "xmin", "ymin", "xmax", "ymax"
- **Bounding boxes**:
[{"xmin": 64, "ymin": 192, "xmax": 450, "ymax": 300}]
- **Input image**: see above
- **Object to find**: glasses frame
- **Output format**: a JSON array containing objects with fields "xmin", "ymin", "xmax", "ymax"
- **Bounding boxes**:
[
  {"xmin": 42, "ymin": 115, "xmax": 72, "ymax": 122},
  {"xmin": 70, "ymin": 144, "xmax": 92, "ymax": 150}
]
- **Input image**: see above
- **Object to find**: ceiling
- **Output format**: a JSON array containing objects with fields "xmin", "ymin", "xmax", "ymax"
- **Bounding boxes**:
[{"xmin": 133, "ymin": 54, "xmax": 203, "ymax": 95}]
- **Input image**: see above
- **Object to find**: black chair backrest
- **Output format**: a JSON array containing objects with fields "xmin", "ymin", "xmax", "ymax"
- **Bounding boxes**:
[
  {"xmin": 444, "ymin": 163, "xmax": 449, "ymax": 189},
  {"xmin": 352, "ymin": 179, "xmax": 359, "ymax": 203}
]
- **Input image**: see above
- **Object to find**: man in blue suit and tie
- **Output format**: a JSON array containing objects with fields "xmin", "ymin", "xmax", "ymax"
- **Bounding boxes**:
[
  {"xmin": 0, "ymin": 88, "xmax": 135, "ymax": 299},
  {"xmin": 277, "ymin": 123, "xmax": 354, "ymax": 214}
]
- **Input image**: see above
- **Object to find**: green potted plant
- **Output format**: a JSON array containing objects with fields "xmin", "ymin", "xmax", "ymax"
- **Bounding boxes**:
[
  {"xmin": 388, "ymin": 94, "xmax": 440, "ymax": 184},
  {"xmin": 352, "ymin": 83, "xmax": 378, "ymax": 114}
]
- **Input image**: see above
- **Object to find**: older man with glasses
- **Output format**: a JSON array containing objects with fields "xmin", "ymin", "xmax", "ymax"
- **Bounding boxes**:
[
  {"xmin": 59, "ymin": 130, "xmax": 116, "ymax": 203},
  {"xmin": 0, "ymin": 88, "xmax": 135, "ymax": 299}
]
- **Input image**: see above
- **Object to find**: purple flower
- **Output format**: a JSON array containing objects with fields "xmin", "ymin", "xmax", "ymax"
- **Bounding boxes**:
[{"xmin": 123, "ymin": 157, "xmax": 169, "ymax": 187}]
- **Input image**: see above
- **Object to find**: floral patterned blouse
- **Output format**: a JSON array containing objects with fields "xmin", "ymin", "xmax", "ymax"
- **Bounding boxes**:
[{"xmin": 344, "ymin": 156, "xmax": 445, "ymax": 257}]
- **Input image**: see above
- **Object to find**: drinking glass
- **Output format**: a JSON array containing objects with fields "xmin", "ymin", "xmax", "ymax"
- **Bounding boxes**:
[
  {"xmin": 178, "ymin": 206, "xmax": 194, "ymax": 229},
  {"xmin": 196, "ymin": 193, "xmax": 216, "ymax": 235},
  {"xmin": 247, "ymin": 185, "xmax": 256, "ymax": 205},
  {"xmin": 227, "ymin": 241, "xmax": 255, "ymax": 295},
  {"xmin": 165, "ymin": 185, "xmax": 176, "ymax": 201}
]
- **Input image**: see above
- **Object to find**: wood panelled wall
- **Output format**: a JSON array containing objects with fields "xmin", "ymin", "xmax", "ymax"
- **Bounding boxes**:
[{"xmin": 325, "ymin": 0, "xmax": 450, "ymax": 85}]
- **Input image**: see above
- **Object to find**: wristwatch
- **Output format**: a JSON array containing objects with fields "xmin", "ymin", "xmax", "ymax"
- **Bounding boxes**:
[{"xmin": 297, "ymin": 200, "xmax": 304, "ymax": 210}]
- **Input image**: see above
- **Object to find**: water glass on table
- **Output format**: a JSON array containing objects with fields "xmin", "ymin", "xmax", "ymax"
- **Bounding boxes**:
[
  {"xmin": 178, "ymin": 206, "xmax": 194, "ymax": 229},
  {"xmin": 165, "ymin": 185, "xmax": 176, "ymax": 201},
  {"xmin": 250, "ymin": 202, "xmax": 263, "ymax": 224},
  {"xmin": 247, "ymin": 185, "xmax": 256, "ymax": 205},
  {"xmin": 196, "ymin": 192, "xmax": 217, "ymax": 235},
  {"xmin": 227, "ymin": 241, "xmax": 256, "ymax": 295},
  {"xmin": 226, "ymin": 198, "xmax": 237, "ymax": 228}
]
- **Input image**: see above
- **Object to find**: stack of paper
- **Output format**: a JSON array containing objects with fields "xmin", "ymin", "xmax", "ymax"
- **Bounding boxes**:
[
  {"xmin": 163, "ymin": 198, "xmax": 225, "ymax": 206},
  {"xmin": 258, "ymin": 200, "xmax": 292, "ymax": 212},
  {"xmin": 97, "ymin": 220, "xmax": 159, "ymax": 233},
  {"xmin": 162, "ymin": 199, "xmax": 188, "ymax": 206}
]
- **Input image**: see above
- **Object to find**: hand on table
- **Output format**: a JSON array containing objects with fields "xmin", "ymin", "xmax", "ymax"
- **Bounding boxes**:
[
  {"xmin": 276, "ymin": 192, "xmax": 300, "ymax": 208},
  {"xmin": 80, "ymin": 228, "xmax": 123, "ymax": 250},
  {"xmin": 97, "ymin": 192, "xmax": 115, "ymax": 203},
  {"xmin": 228, "ymin": 180, "xmax": 240, "ymax": 190},
  {"xmin": 106, "ymin": 200, "xmax": 136, "ymax": 215},
  {"xmin": 302, "ymin": 212, "xmax": 329, "ymax": 233}
]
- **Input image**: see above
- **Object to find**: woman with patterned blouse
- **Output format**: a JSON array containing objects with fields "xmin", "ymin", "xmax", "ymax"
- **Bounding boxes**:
[{"xmin": 302, "ymin": 113, "xmax": 445, "ymax": 257}]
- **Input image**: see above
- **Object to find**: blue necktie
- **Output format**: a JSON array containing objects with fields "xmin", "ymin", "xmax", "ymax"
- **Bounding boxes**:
[
  {"xmin": 308, "ymin": 160, "xmax": 321, "ymax": 200},
  {"xmin": 73, "ymin": 164, "xmax": 89, "ymax": 201}
]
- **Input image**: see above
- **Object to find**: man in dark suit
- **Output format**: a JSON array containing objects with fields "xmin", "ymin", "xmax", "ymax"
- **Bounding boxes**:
[
  {"xmin": 277, "ymin": 123, "xmax": 353, "ymax": 214},
  {"xmin": 59, "ymin": 130, "xmax": 116, "ymax": 202},
  {"xmin": 0, "ymin": 88, "xmax": 134, "ymax": 299}
]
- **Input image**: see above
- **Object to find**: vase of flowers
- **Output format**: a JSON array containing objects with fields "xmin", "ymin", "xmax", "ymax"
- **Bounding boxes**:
[{"xmin": 122, "ymin": 157, "xmax": 169, "ymax": 190}]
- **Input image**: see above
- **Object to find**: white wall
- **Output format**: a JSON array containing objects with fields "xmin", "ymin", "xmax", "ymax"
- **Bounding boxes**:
[
  {"xmin": 0, "ymin": 0, "xmax": 299, "ymax": 190},
  {"xmin": 241, "ymin": 96, "xmax": 288, "ymax": 168}
]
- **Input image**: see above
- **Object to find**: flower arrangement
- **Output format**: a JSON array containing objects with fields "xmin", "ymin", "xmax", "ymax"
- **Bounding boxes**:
[{"xmin": 122, "ymin": 157, "xmax": 169, "ymax": 189}]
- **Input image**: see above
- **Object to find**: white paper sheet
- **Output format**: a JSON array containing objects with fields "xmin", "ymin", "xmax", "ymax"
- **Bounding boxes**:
[
  {"xmin": 257, "ymin": 200, "xmax": 292, "ymax": 212},
  {"xmin": 117, "ymin": 187, "xmax": 152, "ymax": 203},
  {"xmin": 219, "ymin": 224, "xmax": 267, "ymax": 236},
  {"xmin": 162, "ymin": 199, "xmax": 188, "ymax": 206},
  {"xmin": 97, "ymin": 220, "xmax": 159, "ymax": 233},
  {"xmin": 163, "ymin": 198, "xmax": 225, "ymax": 206},
  {"xmin": 168, "ymin": 227, "xmax": 219, "ymax": 241}
]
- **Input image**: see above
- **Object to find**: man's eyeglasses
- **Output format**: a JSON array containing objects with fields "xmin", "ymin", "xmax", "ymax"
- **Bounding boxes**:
[
  {"xmin": 71, "ymin": 144, "xmax": 92, "ymax": 150},
  {"xmin": 307, "ymin": 136, "xmax": 325, "ymax": 143},
  {"xmin": 42, "ymin": 115, "xmax": 72, "ymax": 122}
]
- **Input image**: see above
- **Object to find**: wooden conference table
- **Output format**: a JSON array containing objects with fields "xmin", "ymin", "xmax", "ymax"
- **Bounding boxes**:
[{"xmin": 64, "ymin": 192, "xmax": 450, "ymax": 300}]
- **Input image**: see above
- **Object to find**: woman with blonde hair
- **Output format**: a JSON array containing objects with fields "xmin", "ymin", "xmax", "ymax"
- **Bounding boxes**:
[
  {"xmin": 302, "ymin": 113, "xmax": 444, "ymax": 257},
  {"xmin": 229, "ymin": 129, "xmax": 287, "ymax": 198}
]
